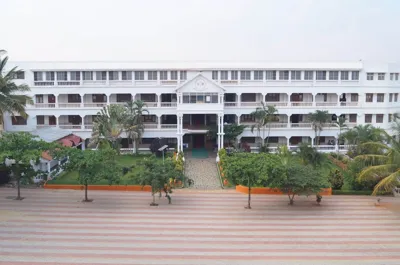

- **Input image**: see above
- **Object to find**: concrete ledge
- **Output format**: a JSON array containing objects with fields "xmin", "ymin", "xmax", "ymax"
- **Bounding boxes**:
[
  {"xmin": 236, "ymin": 185, "xmax": 332, "ymax": 196},
  {"xmin": 44, "ymin": 184, "xmax": 152, "ymax": 192}
]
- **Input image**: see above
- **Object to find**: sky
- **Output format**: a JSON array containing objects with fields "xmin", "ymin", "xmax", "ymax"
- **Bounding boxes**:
[{"xmin": 2, "ymin": 0, "xmax": 400, "ymax": 62}]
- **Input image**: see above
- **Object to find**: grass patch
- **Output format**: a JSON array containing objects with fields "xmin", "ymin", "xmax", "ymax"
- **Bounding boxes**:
[{"xmin": 47, "ymin": 154, "xmax": 152, "ymax": 185}]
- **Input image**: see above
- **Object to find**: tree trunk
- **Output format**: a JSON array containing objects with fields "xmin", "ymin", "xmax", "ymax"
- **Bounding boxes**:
[
  {"xmin": 288, "ymin": 193, "xmax": 295, "ymax": 205},
  {"xmin": 265, "ymin": 124, "xmax": 272, "ymax": 146},
  {"xmin": 245, "ymin": 177, "xmax": 251, "ymax": 209},
  {"xmin": 16, "ymin": 178, "xmax": 21, "ymax": 200},
  {"xmin": 150, "ymin": 193, "xmax": 158, "ymax": 206}
]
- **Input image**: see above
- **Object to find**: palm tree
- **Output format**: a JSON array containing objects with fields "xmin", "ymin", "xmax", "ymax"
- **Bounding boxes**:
[
  {"xmin": 340, "ymin": 124, "xmax": 386, "ymax": 145},
  {"xmin": 307, "ymin": 110, "xmax": 331, "ymax": 146},
  {"xmin": 355, "ymin": 124, "xmax": 400, "ymax": 195},
  {"xmin": 88, "ymin": 104, "xmax": 126, "ymax": 153},
  {"xmin": 250, "ymin": 102, "xmax": 278, "ymax": 147},
  {"xmin": 123, "ymin": 100, "xmax": 148, "ymax": 153},
  {"xmin": 335, "ymin": 116, "xmax": 347, "ymax": 155},
  {"xmin": 0, "ymin": 53, "xmax": 33, "ymax": 127}
]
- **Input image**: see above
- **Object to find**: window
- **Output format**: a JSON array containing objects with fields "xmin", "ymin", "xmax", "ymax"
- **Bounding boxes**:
[
  {"xmin": 254, "ymin": 71, "xmax": 263, "ymax": 80},
  {"xmin": 95, "ymin": 71, "xmax": 107, "ymax": 80},
  {"xmin": 56, "ymin": 71, "xmax": 67, "ymax": 81},
  {"xmin": 389, "ymin": 93, "xmax": 393, "ymax": 102},
  {"xmin": 221, "ymin": 71, "xmax": 228, "ymax": 80},
  {"xmin": 68, "ymin": 94, "xmax": 81, "ymax": 103},
  {"xmin": 265, "ymin": 70, "xmax": 276, "ymax": 80},
  {"xmin": 351, "ymin": 93, "xmax": 359, "ymax": 102},
  {"xmin": 11, "ymin": 116, "xmax": 27, "ymax": 125},
  {"xmin": 147, "ymin": 71, "xmax": 157, "ymax": 80},
  {"xmin": 266, "ymin": 93, "xmax": 280, "ymax": 102},
  {"xmin": 160, "ymin": 71, "xmax": 168, "ymax": 80},
  {"xmin": 121, "ymin": 71, "xmax": 132, "ymax": 80},
  {"xmin": 108, "ymin": 71, "xmax": 119, "ymax": 80},
  {"xmin": 367, "ymin": 73, "xmax": 374, "ymax": 80},
  {"xmin": 142, "ymin": 115, "xmax": 156, "ymax": 123},
  {"xmin": 340, "ymin": 71, "xmax": 349, "ymax": 80},
  {"xmin": 70, "ymin": 71, "xmax": 80, "ymax": 81},
  {"xmin": 116, "ymin": 94, "xmax": 131, "ymax": 102},
  {"xmin": 13, "ymin": 71, "xmax": 25, "ymax": 79},
  {"xmin": 36, "ymin": 116, "xmax": 44, "ymax": 125},
  {"xmin": 349, "ymin": 114, "xmax": 357, "ymax": 123},
  {"xmin": 34, "ymin": 72, "xmax": 43, "ymax": 81},
  {"xmin": 395, "ymin": 93, "xmax": 398, "ymax": 102},
  {"xmin": 390, "ymin": 73, "xmax": 395, "ymax": 80},
  {"xmin": 278, "ymin": 71, "xmax": 289, "ymax": 80},
  {"xmin": 366, "ymin": 93, "xmax": 373, "ymax": 102},
  {"xmin": 83, "ymin": 71, "xmax": 93, "ymax": 80},
  {"xmin": 376, "ymin": 114, "xmax": 384, "ymax": 123},
  {"xmin": 240, "ymin": 71, "xmax": 251, "ymax": 80},
  {"xmin": 378, "ymin": 73, "xmax": 385, "ymax": 80},
  {"xmin": 35, "ymin": 94, "xmax": 44, "ymax": 103},
  {"xmin": 377, "ymin": 93, "xmax": 384, "ymax": 102},
  {"xmin": 304, "ymin": 71, "xmax": 314, "ymax": 80},
  {"xmin": 231, "ymin": 70, "xmax": 238, "ymax": 80},
  {"xmin": 171, "ymin": 71, "xmax": 178, "ymax": 80},
  {"xmin": 351, "ymin": 71, "xmax": 359, "ymax": 80},
  {"xmin": 365, "ymin": 114, "xmax": 372, "ymax": 123},
  {"xmin": 396, "ymin": 73, "xmax": 399, "ymax": 81},
  {"xmin": 329, "ymin": 71, "xmax": 339, "ymax": 80},
  {"xmin": 212, "ymin": 71, "xmax": 218, "ymax": 80},
  {"xmin": 135, "ymin": 71, "xmax": 144, "ymax": 80},
  {"xmin": 316, "ymin": 71, "xmax": 327, "ymax": 80},
  {"xmin": 291, "ymin": 71, "xmax": 301, "ymax": 80},
  {"xmin": 68, "ymin": 115, "xmax": 81, "ymax": 125},
  {"xmin": 45, "ymin": 72, "xmax": 55, "ymax": 81},
  {"xmin": 240, "ymin": 114, "xmax": 255, "ymax": 122},
  {"xmin": 180, "ymin": 71, "xmax": 187, "ymax": 80}
]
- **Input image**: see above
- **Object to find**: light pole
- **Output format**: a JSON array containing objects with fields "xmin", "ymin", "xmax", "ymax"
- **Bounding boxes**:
[{"xmin": 158, "ymin": 145, "xmax": 168, "ymax": 164}]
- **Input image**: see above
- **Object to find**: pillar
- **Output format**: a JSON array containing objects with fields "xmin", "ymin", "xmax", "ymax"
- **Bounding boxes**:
[
  {"xmin": 236, "ymin": 114, "xmax": 240, "ymax": 125},
  {"xmin": 106, "ymin": 94, "xmax": 110, "ymax": 104},
  {"xmin": 312, "ymin": 93, "xmax": 317, "ymax": 107},
  {"xmin": 80, "ymin": 115, "xmax": 84, "ymax": 130},
  {"xmin": 81, "ymin": 140, "xmax": 86, "ymax": 150},
  {"xmin": 47, "ymin": 162, "xmax": 51, "ymax": 173},
  {"xmin": 335, "ymin": 136, "xmax": 339, "ymax": 152},
  {"xmin": 287, "ymin": 137, "xmax": 290, "ymax": 147},
  {"xmin": 217, "ymin": 114, "xmax": 222, "ymax": 150},
  {"xmin": 157, "ymin": 94, "xmax": 161, "ymax": 107},
  {"xmin": 262, "ymin": 93, "xmax": 266, "ymax": 103},
  {"xmin": 288, "ymin": 93, "xmax": 292, "ymax": 106},
  {"xmin": 337, "ymin": 93, "xmax": 342, "ymax": 106},
  {"xmin": 157, "ymin": 115, "xmax": 161, "ymax": 129},
  {"xmin": 79, "ymin": 93, "xmax": 84, "ymax": 108},
  {"xmin": 311, "ymin": 137, "xmax": 315, "ymax": 146},
  {"xmin": 237, "ymin": 93, "xmax": 241, "ymax": 107},
  {"xmin": 131, "ymin": 93, "xmax": 136, "ymax": 101}
]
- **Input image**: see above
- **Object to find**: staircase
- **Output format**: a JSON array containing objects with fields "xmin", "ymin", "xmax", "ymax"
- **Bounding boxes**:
[{"xmin": 185, "ymin": 157, "xmax": 221, "ymax": 190}]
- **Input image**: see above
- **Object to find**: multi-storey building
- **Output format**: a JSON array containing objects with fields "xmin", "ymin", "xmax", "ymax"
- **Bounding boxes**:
[{"xmin": 4, "ymin": 61, "xmax": 400, "ymax": 153}]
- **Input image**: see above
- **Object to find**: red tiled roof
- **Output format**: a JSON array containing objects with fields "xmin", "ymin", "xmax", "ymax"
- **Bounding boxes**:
[{"xmin": 41, "ymin": 134, "xmax": 83, "ymax": 160}]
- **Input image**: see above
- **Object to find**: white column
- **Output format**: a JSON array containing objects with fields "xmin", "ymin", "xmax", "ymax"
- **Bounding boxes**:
[
  {"xmin": 312, "ymin": 93, "xmax": 317, "ymax": 107},
  {"xmin": 287, "ymin": 137, "xmax": 290, "ymax": 148},
  {"xmin": 311, "ymin": 137, "xmax": 314, "ymax": 146},
  {"xmin": 176, "ymin": 114, "xmax": 181, "ymax": 152},
  {"xmin": 236, "ymin": 114, "xmax": 240, "ymax": 125},
  {"xmin": 157, "ymin": 115, "xmax": 161, "ymax": 129},
  {"xmin": 54, "ymin": 94, "xmax": 59, "ymax": 108},
  {"xmin": 237, "ymin": 93, "xmax": 241, "ymax": 107},
  {"xmin": 337, "ymin": 93, "xmax": 341, "ymax": 106},
  {"xmin": 81, "ymin": 115, "xmax": 84, "ymax": 130},
  {"xmin": 47, "ymin": 162, "xmax": 51, "ymax": 173},
  {"xmin": 262, "ymin": 93, "xmax": 266, "ymax": 103},
  {"xmin": 81, "ymin": 140, "xmax": 86, "ymax": 150},
  {"xmin": 55, "ymin": 115, "xmax": 59, "ymax": 128},
  {"xmin": 288, "ymin": 115, "xmax": 291, "ymax": 128},
  {"xmin": 106, "ymin": 94, "xmax": 110, "ymax": 104},
  {"xmin": 157, "ymin": 94, "xmax": 161, "ymax": 107},
  {"xmin": 131, "ymin": 94, "xmax": 136, "ymax": 101},
  {"xmin": 288, "ymin": 93, "xmax": 292, "ymax": 106},
  {"xmin": 335, "ymin": 136, "xmax": 339, "ymax": 152},
  {"xmin": 80, "ymin": 93, "xmax": 84, "ymax": 108},
  {"xmin": 217, "ymin": 114, "xmax": 221, "ymax": 150}
]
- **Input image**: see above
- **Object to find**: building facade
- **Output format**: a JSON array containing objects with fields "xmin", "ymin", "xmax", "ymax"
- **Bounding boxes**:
[{"xmin": 4, "ymin": 61, "xmax": 400, "ymax": 153}]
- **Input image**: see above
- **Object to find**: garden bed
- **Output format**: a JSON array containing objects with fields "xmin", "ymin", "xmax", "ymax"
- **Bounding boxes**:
[
  {"xmin": 44, "ymin": 183, "xmax": 152, "ymax": 192},
  {"xmin": 236, "ymin": 185, "xmax": 332, "ymax": 195}
]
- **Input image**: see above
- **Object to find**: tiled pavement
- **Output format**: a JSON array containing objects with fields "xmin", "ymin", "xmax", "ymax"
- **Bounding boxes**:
[
  {"xmin": 185, "ymin": 157, "xmax": 221, "ymax": 190},
  {"xmin": 1, "ymin": 188, "xmax": 400, "ymax": 265}
]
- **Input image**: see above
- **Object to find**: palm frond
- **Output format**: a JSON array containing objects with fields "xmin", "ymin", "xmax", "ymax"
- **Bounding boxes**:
[
  {"xmin": 372, "ymin": 170, "xmax": 400, "ymax": 195},
  {"xmin": 357, "ymin": 164, "xmax": 396, "ymax": 182}
]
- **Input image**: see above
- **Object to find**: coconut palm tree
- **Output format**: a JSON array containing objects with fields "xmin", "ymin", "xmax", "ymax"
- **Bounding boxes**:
[
  {"xmin": 123, "ymin": 100, "xmax": 148, "ymax": 153},
  {"xmin": 307, "ymin": 110, "xmax": 331, "ymax": 146},
  {"xmin": 88, "ymin": 104, "xmax": 126, "ymax": 153},
  {"xmin": 335, "ymin": 116, "xmax": 347, "ymax": 155},
  {"xmin": 250, "ymin": 102, "xmax": 278, "ymax": 147},
  {"xmin": 0, "ymin": 53, "xmax": 33, "ymax": 127},
  {"xmin": 340, "ymin": 124, "xmax": 386, "ymax": 145},
  {"xmin": 355, "ymin": 123, "xmax": 400, "ymax": 195}
]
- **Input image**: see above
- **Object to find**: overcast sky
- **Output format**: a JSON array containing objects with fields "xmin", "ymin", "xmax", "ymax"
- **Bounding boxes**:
[{"xmin": 3, "ymin": 0, "xmax": 400, "ymax": 62}]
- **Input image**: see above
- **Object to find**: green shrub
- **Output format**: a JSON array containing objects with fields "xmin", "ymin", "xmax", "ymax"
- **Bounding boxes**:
[
  {"xmin": 332, "ymin": 190, "xmax": 372, "ymax": 195},
  {"xmin": 328, "ymin": 169, "xmax": 344, "ymax": 190}
]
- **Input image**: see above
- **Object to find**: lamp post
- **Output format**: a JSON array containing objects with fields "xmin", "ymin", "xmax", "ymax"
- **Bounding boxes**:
[{"xmin": 158, "ymin": 145, "xmax": 168, "ymax": 164}]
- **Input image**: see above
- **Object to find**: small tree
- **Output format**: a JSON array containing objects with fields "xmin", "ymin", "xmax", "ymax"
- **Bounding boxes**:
[
  {"xmin": 328, "ymin": 169, "xmax": 344, "ymax": 190},
  {"xmin": 296, "ymin": 143, "xmax": 325, "ymax": 168},
  {"xmin": 307, "ymin": 110, "xmax": 331, "ymax": 146},
  {"xmin": 53, "ymin": 147, "xmax": 122, "ymax": 202},
  {"xmin": 0, "ymin": 132, "xmax": 54, "ymax": 200},
  {"xmin": 135, "ymin": 156, "xmax": 177, "ymax": 206},
  {"xmin": 224, "ymin": 124, "xmax": 247, "ymax": 147},
  {"xmin": 149, "ymin": 138, "xmax": 168, "ymax": 157},
  {"xmin": 269, "ymin": 162, "xmax": 329, "ymax": 205}
]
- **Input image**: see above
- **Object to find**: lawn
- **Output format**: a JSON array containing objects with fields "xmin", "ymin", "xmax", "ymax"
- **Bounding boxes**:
[{"xmin": 47, "ymin": 154, "xmax": 152, "ymax": 185}]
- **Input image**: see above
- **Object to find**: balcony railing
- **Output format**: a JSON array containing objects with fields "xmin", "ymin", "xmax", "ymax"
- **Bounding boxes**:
[
  {"xmin": 82, "ymin": 80, "xmax": 107, "ymax": 86},
  {"xmin": 36, "ymin": 125, "xmax": 57, "ymax": 129},
  {"xmin": 142, "ymin": 102, "xmax": 158, "ymax": 107},
  {"xmin": 224, "ymin": 102, "xmax": 237, "ymax": 107},
  {"xmin": 58, "ymin": 103, "xmax": 81, "ymax": 108},
  {"xmin": 161, "ymin": 124, "xmax": 177, "ymax": 129},
  {"xmin": 57, "ymin": 81, "xmax": 80, "ymax": 86},
  {"xmin": 143, "ymin": 123, "xmax": 158, "ymax": 129},
  {"xmin": 291, "ymin": 102, "xmax": 313, "ymax": 107},
  {"xmin": 290, "ymin": 123, "xmax": 312, "ymax": 128},
  {"xmin": 265, "ymin": 101, "xmax": 289, "ymax": 107},
  {"xmin": 83, "ymin": 103, "xmax": 107, "ymax": 108},
  {"xmin": 241, "ymin": 102, "xmax": 261, "ymax": 107},
  {"xmin": 340, "ymin": 102, "xmax": 359, "ymax": 107},
  {"xmin": 160, "ymin": 102, "xmax": 177, "ymax": 107},
  {"xmin": 59, "ymin": 124, "xmax": 82, "ymax": 129},
  {"xmin": 316, "ymin": 102, "xmax": 338, "ymax": 107},
  {"xmin": 35, "ymin": 103, "xmax": 56, "ymax": 108},
  {"xmin": 84, "ymin": 125, "xmax": 93, "ymax": 130}
]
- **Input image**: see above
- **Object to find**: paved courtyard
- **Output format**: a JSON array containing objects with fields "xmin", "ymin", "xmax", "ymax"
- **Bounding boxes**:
[{"xmin": 0, "ymin": 188, "xmax": 400, "ymax": 265}]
